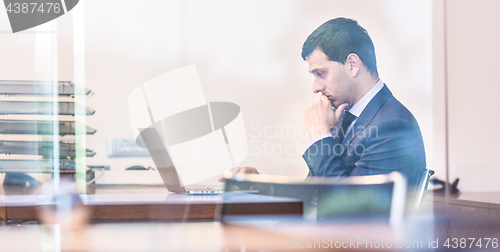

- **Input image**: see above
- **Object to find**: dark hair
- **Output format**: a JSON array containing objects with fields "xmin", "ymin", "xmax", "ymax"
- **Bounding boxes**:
[{"xmin": 301, "ymin": 17, "xmax": 378, "ymax": 77}]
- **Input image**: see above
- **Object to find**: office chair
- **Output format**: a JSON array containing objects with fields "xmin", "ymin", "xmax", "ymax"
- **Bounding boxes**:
[
  {"xmin": 220, "ymin": 172, "xmax": 407, "ymax": 226},
  {"xmin": 412, "ymin": 169, "xmax": 435, "ymax": 210}
]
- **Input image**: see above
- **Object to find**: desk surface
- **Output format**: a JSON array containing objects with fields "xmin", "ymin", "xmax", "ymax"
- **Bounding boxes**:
[
  {"xmin": 457, "ymin": 192, "xmax": 500, "ymax": 205},
  {"xmin": 427, "ymin": 191, "xmax": 500, "ymax": 213},
  {"xmin": 0, "ymin": 221, "xmax": 398, "ymax": 251},
  {"xmin": 1, "ymin": 185, "xmax": 303, "ymax": 222},
  {"xmin": 2, "ymin": 213, "xmax": 500, "ymax": 252}
]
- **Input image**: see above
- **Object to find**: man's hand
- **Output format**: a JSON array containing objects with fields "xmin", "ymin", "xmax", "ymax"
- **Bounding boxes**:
[
  {"xmin": 304, "ymin": 95, "xmax": 348, "ymax": 139},
  {"xmin": 218, "ymin": 167, "xmax": 260, "ymax": 182}
]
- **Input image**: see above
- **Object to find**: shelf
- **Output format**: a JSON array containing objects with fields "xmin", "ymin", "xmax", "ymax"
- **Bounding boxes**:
[
  {"xmin": 0, "ymin": 140, "xmax": 96, "ymax": 157},
  {"xmin": 0, "ymin": 101, "xmax": 95, "ymax": 115},
  {"xmin": 0, "ymin": 159, "xmax": 76, "ymax": 173},
  {"xmin": 0, "ymin": 80, "xmax": 91, "ymax": 96},
  {"xmin": 0, "ymin": 119, "xmax": 96, "ymax": 135}
]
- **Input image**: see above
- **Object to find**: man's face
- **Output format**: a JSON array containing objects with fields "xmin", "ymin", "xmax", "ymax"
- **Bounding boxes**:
[{"xmin": 306, "ymin": 49, "xmax": 353, "ymax": 109}]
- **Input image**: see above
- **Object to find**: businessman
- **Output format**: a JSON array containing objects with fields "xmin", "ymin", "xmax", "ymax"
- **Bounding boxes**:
[{"xmin": 222, "ymin": 18, "xmax": 426, "ymax": 187}]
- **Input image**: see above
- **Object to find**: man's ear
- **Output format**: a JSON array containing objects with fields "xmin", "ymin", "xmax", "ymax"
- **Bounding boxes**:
[{"xmin": 345, "ymin": 53, "xmax": 361, "ymax": 77}]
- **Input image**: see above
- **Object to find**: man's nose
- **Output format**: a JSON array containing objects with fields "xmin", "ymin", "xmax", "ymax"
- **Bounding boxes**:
[{"xmin": 312, "ymin": 79, "xmax": 324, "ymax": 94}]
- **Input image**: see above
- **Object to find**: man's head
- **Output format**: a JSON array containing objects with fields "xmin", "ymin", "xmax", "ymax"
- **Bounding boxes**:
[
  {"xmin": 302, "ymin": 18, "xmax": 378, "ymax": 77},
  {"xmin": 302, "ymin": 18, "xmax": 379, "ymax": 109}
]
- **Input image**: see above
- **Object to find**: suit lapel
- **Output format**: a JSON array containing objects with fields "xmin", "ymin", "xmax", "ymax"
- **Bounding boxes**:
[{"xmin": 344, "ymin": 84, "xmax": 393, "ymax": 146}]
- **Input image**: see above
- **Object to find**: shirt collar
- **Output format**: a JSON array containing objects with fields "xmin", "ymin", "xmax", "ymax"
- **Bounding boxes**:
[{"xmin": 347, "ymin": 79, "xmax": 384, "ymax": 117}]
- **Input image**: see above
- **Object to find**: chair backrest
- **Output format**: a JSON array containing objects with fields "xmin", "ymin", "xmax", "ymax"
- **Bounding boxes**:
[
  {"xmin": 219, "ymin": 172, "xmax": 407, "ymax": 226},
  {"xmin": 413, "ymin": 169, "xmax": 434, "ymax": 210}
]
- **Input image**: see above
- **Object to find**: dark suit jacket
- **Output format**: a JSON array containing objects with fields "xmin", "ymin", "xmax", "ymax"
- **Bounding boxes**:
[{"xmin": 302, "ymin": 84, "xmax": 426, "ymax": 187}]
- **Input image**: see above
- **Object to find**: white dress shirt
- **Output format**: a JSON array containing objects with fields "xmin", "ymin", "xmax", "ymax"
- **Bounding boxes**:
[{"xmin": 308, "ymin": 79, "xmax": 385, "ymax": 147}]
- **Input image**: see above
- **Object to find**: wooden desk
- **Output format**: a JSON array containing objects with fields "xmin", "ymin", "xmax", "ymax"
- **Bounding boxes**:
[
  {"xmin": 1, "ymin": 185, "xmax": 302, "ymax": 222},
  {"xmin": 2, "ymin": 207, "xmax": 500, "ymax": 251},
  {"xmin": 0, "ymin": 221, "xmax": 396, "ymax": 251},
  {"xmin": 5, "ymin": 214, "xmax": 498, "ymax": 251},
  {"xmin": 424, "ymin": 191, "xmax": 500, "ymax": 216}
]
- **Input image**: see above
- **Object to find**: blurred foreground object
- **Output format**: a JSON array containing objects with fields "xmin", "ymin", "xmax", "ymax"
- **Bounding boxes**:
[{"xmin": 39, "ymin": 189, "xmax": 89, "ymax": 252}]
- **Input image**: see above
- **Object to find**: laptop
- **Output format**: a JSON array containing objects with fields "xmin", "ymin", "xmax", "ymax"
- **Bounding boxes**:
[{"xmin": 139, "ymin": 127, "xmax": 224, "ymax": 194}]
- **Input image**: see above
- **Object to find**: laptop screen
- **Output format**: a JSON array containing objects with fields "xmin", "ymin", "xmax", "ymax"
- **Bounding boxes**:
[{"xmin": 139, "ymin": 127, "xmax": 186, "ymax": 193}]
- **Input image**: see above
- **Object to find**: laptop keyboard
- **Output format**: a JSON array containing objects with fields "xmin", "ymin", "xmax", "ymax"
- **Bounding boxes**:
[{"xmin": 187, "ymin": 188, "xmax": 224, "ymax": 194}]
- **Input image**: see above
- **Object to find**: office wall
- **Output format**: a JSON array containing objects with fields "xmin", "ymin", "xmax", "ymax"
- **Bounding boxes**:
[
  {"xmin": 442, "ymin": 0, "xmax": 500, "ymax": 192},
  {"xmin": 0, "ymin": 0, "xmax": 433, "ymax": 184},
  {"xmin": 432, "ymin": 0, "xmax": 447, "ymax": 189}
]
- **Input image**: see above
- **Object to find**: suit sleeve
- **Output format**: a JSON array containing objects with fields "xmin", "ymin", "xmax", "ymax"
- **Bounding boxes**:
[
  {"xmin": 302, "ymin": 136, "xmax": 348, "ymax": 177},
  {"xmin": 303, "ymin": 118, "xmax": 425, "ymax": 182}
]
